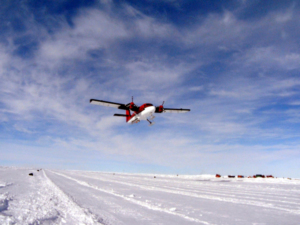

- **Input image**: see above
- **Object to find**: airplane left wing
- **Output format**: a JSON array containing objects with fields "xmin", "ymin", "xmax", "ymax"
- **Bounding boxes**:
[{"xmin": 90, "ymin": 99, "xmax": 128, "ymax": 110}]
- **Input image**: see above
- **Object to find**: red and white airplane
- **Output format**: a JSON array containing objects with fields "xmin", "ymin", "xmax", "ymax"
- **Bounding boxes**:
[{"xmin": 90, "ymin": 97, "xmax": 190, "ymax": 125}]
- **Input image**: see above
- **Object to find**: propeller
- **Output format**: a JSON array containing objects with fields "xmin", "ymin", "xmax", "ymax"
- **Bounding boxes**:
[
  {"xmin": 158, "ymin": 101, "xmax": 165, "ymax": 112},
  {"xmin": 126, "ymin": 96, "xmax": 138, "ymax": 111},
  {"xmin": 130, "ymin": 96, "xmax": 135, "ymax": 108}
]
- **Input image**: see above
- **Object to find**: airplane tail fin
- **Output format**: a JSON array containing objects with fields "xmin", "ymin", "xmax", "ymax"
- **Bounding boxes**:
[
  {"xmin": 114, "ymin": 110, "xmax": 132, "ymax": 123},
  {"xmin": 126, "ymin": 109, "xmax": 131, "ymax": 122}
]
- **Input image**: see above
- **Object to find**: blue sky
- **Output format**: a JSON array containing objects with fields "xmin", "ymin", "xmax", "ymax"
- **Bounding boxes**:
[{"xmin": 1, "ymin": 0, "xmax": 300, "ymax": 177}]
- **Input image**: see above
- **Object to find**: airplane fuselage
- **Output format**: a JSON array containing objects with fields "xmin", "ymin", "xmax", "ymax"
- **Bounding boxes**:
[{"xmin": 127, "ymin": 105, "xmax": 155, "ymax": 124}]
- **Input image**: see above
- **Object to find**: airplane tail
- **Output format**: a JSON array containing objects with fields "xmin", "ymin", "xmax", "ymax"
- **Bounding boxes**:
[
  {"xmin": 126, "ymin": 109, "xmax": 131, "ymax": 122},
  {"xmin": 114, "ymin": 110, "xmax": 132, "ymax": 123}
]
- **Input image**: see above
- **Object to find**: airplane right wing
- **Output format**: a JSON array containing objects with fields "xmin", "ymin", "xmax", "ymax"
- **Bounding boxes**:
[{"xmin": 163, "ymin": 108, "xmax": 190, "ymax": 113}]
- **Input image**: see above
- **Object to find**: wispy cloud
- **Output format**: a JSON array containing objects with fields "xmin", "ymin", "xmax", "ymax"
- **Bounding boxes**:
[{"xmin": 1, "ymin": 1, "xmax": 300, "ymax": 177}]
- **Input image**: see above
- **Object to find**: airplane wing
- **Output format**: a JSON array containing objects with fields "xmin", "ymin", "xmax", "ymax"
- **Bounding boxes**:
[
  {"xmin": 163, "ymin": 108, "xmax": 190, "ymax": 113},
  {"xmin": 90, "ymin": 99, "xmax": 128, "ymax": 110},
  {"xmin": 114, "ymin": 114, "xmax": 127, "ymax": 117}
]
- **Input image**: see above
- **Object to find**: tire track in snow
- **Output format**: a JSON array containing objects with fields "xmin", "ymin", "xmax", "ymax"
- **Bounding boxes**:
[
  {"xmin": 83, "ymin": 173, "xmax": 300, "ymax": 206},
  {"xmin": 43, "ymin": 170, "xmax": 103, "ymax": 225},
  {"xmin": 112, "ymin": 174, "xmax": 300, "ymax": 194},
  {"xmin": 97, "ymin": 173, "xmax": 300, "ymax": 203},
  {"xmin": 48, "ymin": 170, "xmax": 211, "ymax": 225},
  {"xmin": 66, "ymin": 171, "xmax": 300, "ymax": 215},
  {"xmin": 100, "ymin": 175, "xmax": 300, "ymax": 200}
]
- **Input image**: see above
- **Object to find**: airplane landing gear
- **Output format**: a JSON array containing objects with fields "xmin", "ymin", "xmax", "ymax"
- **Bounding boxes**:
[{"xmin": 147, "ymin": 119, "xmax": 155, "ymax": 126}]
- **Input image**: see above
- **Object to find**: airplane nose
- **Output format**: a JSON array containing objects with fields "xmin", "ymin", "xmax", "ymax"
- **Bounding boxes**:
[
  {"xmin": 150, "ymin": 106, "xmax": 155, "ymax": 112},
  {"xmin": 144, "ymin": 106, "xmax": 155, "ymax": 114}
]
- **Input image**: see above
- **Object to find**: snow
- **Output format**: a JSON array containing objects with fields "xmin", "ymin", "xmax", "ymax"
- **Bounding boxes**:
[{"xmin": 0, "ymin": 167, "xmax": 300, "ymax": 224}]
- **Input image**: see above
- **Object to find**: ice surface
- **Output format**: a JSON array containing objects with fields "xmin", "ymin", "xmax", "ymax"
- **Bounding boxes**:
[{"xmin": 0, "ymin": 167, "xmax": 300, "ymax": 225}]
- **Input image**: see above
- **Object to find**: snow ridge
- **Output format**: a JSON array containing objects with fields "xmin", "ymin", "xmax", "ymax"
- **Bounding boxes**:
[
  {"xmin": 0, "ymin": 169, "xmax": 103, "ymax": 225},
  {"xmin": 0, "ymin": 193, "xmax": 13, "ymax": 224},
  {"xmin": 0, "ymin": 193, "xmax": 10, "ymax": 212},
  {"xmin": 42, "ymin": 170, "xmax": 103, "ymax": 225}
]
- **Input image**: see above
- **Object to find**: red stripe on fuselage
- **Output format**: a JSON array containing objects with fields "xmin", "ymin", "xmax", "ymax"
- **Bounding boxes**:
[{"xmin": 137, "ymin": 103, "xmax": 153, "ymax": 114}]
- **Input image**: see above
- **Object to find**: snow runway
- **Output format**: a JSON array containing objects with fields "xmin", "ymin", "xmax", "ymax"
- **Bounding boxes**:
[{"xmin": 0, "ymin": 167, "xmax": 299, "ymax": 224}]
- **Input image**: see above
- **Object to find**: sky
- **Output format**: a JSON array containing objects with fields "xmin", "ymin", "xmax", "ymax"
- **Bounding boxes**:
[{"xmin": 1, "ymin": 0, "xmax": 300, "ymax": 177}]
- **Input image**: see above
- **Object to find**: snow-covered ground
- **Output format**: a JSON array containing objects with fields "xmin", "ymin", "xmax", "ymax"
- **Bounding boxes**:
[{"xmin": 0, "ymin": 167, "xmax": 300, "ymax": 225}]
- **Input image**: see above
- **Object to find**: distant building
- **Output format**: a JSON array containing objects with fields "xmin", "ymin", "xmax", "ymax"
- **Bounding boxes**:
[{"xmin": 255, "ymin": 174, "xmax": 265, "ymax": 178}]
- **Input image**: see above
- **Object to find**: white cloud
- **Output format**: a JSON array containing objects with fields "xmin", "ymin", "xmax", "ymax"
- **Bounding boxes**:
[
  {"xmin": 288, "ymin": 101, "xmax": 300, "ymax": 106},
  {"xmin": 0, "ymin": 46, "xmax": 9, "ymax": 75},
  {"xmin": 274, "ymin": 4, "xmax": 294, "ymax": 23},
  {"xmin": 182, "ymin": 11, "xmax": 248, "ymax": 47},
  {"xmin": 38, "ymin": 9, "xmax": 129, "ymax": 62},
  {"xmin": 124, "ymin": 61, "xmax": 194, "ymax": 90},
  {"xmin": 189, "ymin": 86, "xmax": 204, "ymax": 91},
  {"xmin": 123, "ymin": 4, "xmax": 177, "ymax": 39},
  {"xmin": 236, "ymin": 47, "xmax": 300, "ymax": 71}
]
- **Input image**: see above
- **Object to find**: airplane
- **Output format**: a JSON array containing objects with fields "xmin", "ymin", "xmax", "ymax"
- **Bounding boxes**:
[{"xmin": 90, "ymin": 97, "xmax": 190, "ymax": 125}]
